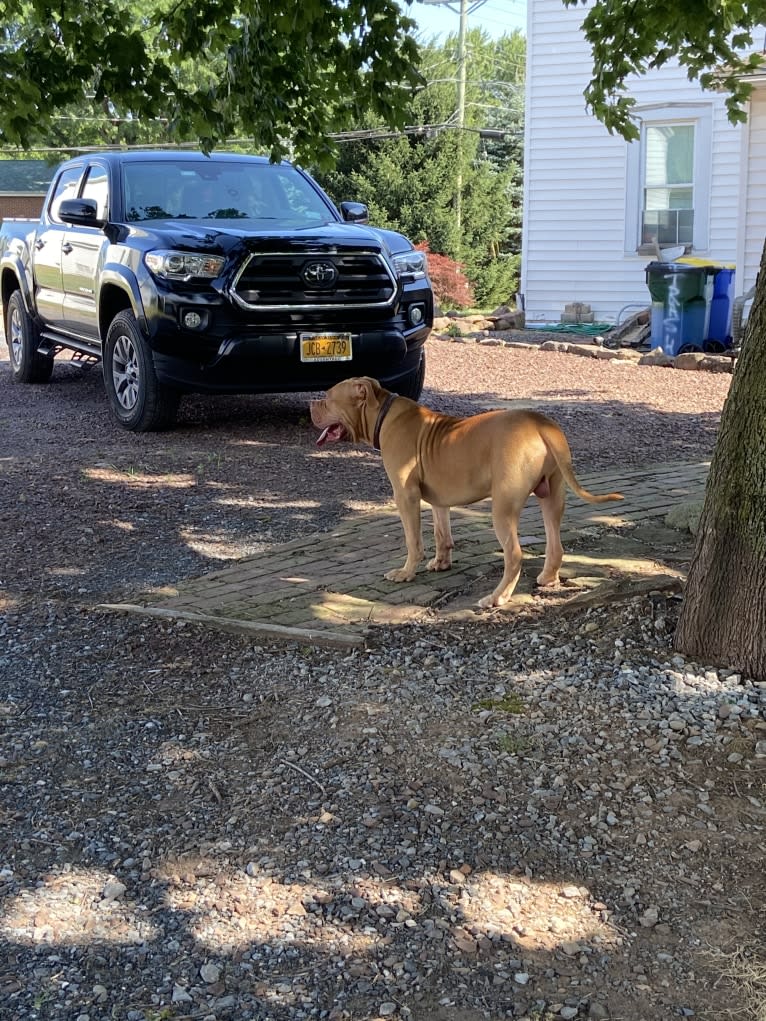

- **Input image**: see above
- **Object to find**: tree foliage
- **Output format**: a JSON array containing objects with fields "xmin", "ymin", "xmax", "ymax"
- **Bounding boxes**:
[
  {"xmin": 564, "ymin": 0, "xmax": 766, "ymax": 139},
  {"xmin": 316, "ymin": 30, "xmax": 524, "ymax": 308},
  {"xmin": 0, "ymin": 0, "xmax": 423, "ymax": 166}
]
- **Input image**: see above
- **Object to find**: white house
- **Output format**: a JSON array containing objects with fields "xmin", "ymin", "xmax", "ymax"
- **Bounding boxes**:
[{"xmin": 521, "ymin": 0, "xmax": 766, "ymax": 336}]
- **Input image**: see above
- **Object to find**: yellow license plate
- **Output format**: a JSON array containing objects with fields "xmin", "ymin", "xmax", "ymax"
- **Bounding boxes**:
[{"xmin": 300, "ymin": 333, "xmax": 353, "ymax": 362}]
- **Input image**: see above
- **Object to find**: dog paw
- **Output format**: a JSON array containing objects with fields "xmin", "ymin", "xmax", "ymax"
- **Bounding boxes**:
[
  {"xmin": 536, "ymin": 570, "xmax": 560, "ymax": 587},
  {"xmin": 427, "ymin": 556, "xmax": 452, "ymax": 572},
  {"xmin": 385, "ymin": 568, "xmax": 415, "ymax": 583}
]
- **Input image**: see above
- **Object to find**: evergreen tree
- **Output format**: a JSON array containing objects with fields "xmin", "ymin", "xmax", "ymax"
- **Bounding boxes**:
[{"xmin": 317, "ymin": 30, "xmax": 525, "ymax": 309}]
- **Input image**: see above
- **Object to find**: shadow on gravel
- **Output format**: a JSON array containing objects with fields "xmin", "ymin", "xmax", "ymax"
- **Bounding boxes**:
[
  {"xmin": 0, "ymin": 353, "xmax": 723, "ymax": 607},
  {"xmin": 0, "ymin": 607, "xmax": 759, "ymax": 1021},
  {"xmin": 1, "ymin": 350, "xmax": 761, "ymax": 1021}
]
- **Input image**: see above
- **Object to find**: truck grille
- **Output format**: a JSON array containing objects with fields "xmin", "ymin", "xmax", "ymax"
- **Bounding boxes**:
[{"xmin": 230, "ymin": 249, "xmax": 397, "ymax": 311}]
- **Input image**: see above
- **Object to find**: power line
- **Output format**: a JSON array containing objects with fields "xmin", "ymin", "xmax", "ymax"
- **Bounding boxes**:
[{"xmin": 0, "ymin": 122, "xmax": 520, "ymax": 159}]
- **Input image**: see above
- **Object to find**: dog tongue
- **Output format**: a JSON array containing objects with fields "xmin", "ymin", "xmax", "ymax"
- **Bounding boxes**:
[{"xmin": 316, "ymin": 423, "xmax": 347, "ymax": 447}]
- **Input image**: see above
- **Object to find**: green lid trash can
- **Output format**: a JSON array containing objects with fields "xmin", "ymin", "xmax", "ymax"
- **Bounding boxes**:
[{"xmin": 646, "ymin": 261, "xmax": 711, "ymax": 356}]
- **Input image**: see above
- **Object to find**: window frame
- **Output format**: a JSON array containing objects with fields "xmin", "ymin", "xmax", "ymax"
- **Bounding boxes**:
[
  {"xmin": 47, "ymin": 165, "xmax": 85, "ymax": 224},
  {"xmin": 625, "ymin": 103, "xmax": 713, "ymax": 255},
  {"xmin": 80, "ymin": 161, "xmax": 110, "ymax": 222}
]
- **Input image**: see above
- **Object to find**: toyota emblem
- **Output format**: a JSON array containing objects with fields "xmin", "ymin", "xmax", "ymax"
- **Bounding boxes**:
[{"xmin": 302, "ymin": 260, "xmax": 338, "ymax": 288}]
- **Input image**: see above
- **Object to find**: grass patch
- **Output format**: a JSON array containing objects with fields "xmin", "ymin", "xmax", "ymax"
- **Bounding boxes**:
[
  {"xmin": 496, "ymin": 733, "xmax": 532, "ymax": 756},
  {"xmin": 473, "ymin": 693, "xmax": 526, "ymax": 714},
  {"xmin": 702, "ymin": 941, "xmax": 766, "ymax": 1020}
]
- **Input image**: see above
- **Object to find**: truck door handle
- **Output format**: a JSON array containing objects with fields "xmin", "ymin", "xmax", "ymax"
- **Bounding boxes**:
[
  {"xmin": 35, "ymin": 239, "xmax": 45, "ymax": 250},
  {"xmin": 62, "ymin": 243, "xmax": 73, "ymax": 254}
]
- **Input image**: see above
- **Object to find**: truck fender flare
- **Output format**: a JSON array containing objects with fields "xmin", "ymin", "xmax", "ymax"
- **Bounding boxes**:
[
  {"xmin": 98, "ymin": 264, "xmax": 149, "ymax": 335},
  {"xmin": 1, "ymin": 254, "xmax": 36, "ymax": 319}
]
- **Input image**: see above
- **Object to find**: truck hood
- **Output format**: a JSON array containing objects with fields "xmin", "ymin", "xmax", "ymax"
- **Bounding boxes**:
[{"xmin": 127, "ymin": 219, "xmax": 415, "ymax": 258}]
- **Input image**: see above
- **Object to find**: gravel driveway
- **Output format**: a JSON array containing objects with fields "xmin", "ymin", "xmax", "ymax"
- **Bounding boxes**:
[{"xmin": 2, "ymin": 334, "xmax": 764, "ymax": 1021}]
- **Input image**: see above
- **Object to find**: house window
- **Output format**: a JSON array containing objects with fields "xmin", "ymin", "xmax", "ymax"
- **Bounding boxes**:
[
  {"xmin": 625, "ymin": 104, "xmax": 712, "ymax": 255},
  {"xmin": 642, "ymin": 123, "xmax": 694, "ymax": 245}
]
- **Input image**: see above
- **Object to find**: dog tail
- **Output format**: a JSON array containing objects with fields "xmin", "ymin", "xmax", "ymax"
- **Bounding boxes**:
[{"xmin": 540, "ymin": 420, "xmax": 624, "ymax": 504}]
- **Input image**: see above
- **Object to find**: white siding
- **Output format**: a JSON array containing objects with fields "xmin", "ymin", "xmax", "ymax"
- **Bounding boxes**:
[
  {"xmin": 523, "ymin": 0, "xmax": 744, "ymax": 323},
  {"xmin": 740, "ymin": 90, "xmax": 766, "ymax": 295}
]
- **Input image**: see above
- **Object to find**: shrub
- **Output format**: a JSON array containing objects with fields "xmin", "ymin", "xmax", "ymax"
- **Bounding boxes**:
[{"xmin": 416, "ymin": 242, "xmax": 475, "ymax": 310}]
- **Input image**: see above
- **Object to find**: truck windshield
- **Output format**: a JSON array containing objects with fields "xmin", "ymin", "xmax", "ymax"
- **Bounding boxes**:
[{"xmin": 123, "ymin": 161, "xmax": 336, "ymax": 224}]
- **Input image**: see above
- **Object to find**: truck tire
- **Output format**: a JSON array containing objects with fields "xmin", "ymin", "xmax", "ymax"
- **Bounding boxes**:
[
  {"xmin": 396, "ymin": 352, "xmax": 426, "ymax": 401},
  {"xmin": 103, "ymin": 311, "xmax": 180, "ymax": 431},
  {"xmin": 6, "ymin": 290, "xmax": 54, "ymax": 383}
]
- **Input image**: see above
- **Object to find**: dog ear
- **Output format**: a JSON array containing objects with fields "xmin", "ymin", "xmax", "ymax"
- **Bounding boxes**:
[{"xmin": 351, "ymin": 378, "xmax": 376, "ymax": 404}]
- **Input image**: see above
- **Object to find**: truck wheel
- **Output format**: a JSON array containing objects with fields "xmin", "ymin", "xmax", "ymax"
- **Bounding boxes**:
[
  {"xmin": 6, "ymin": 290, "xmax": 54, "ymax": 383},
  {"xmin": 397, "ymin": 352, "xmax": 426, "ymax": 401},
  {"xmin": 103, "ymin": 311, "xmax": 180, "ymax": 431}
]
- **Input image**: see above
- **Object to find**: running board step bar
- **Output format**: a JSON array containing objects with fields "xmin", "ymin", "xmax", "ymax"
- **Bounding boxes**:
[{"xmin": 39, "ymin": 331, "xmax": 103, "ymax": 362}]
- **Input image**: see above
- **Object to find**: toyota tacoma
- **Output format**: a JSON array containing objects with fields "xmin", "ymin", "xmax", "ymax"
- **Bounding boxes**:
[{"xmin": 0, "ymin": 150, "xmax": 433, "ymax": 431}]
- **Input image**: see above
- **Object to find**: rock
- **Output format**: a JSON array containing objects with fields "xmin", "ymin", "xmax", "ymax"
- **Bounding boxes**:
[
  {"xmin": 639, "ymin": 348, "xmax": 674, "ymax": 367},
  {"xmin": 424, "ymin": 803, "xmax": 444, "ymax": 816},
  {"xmin": 674, "ymin": 352, "xmax": 707, "ymax": 370},
  {"xmin": 700, "ymin": 355, "xmax": 734, "ymax": 373},
  {"xmin": 541, "ymin": 341, "xmax": 571, "ymax": 353},
  {"xmin": 665, "ymin": 500, "xmax": 703, "ymax": 535},
  {"xmin": 595, "ymin": 347, "xmax": 622, "ymax": 359},
  {"xmin": 200, "ymin": 963, "xmax": 221, "ymax": 984},
  {"xmin": 172, "ymin": 985, "xmax": 193, "ymax": 1003},
  {"xmin": 561, "ymin": 940, "xmax": 583, "ymax": 955},
  {"xmin": 568, "ymin": 344, "xmax": 600, "ymax": 358},
  {"xmin": 559, "ymin": 885, "xmax": 582, "ymax": 899},
  {"xmin": 640, "ymin": 906, "xmax": 660, "ymax": 928},
  {"xmin": 101, "ymin": 879, "xmax": 126, "ymax": 902},
  {"xmin": 92, "ymin": 986, "xmax": 108, "ymax": 1004},
  {"xmin": 494, "ymin": 312, "xmax": 525, "ymax": 329}
]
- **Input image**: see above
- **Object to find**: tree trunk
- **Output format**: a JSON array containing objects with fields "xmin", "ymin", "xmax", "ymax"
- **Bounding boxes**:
[{"xmin": 674, "ymin": 241, "xmax": 766, "ymax": 679}]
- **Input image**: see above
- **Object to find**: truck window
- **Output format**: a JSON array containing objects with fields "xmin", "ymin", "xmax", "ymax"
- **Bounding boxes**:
[
  {"xmin": 81, "ymin": 165, "xmax": 109, "ymax": 221},
  {"xmin": 48, "ymin": 166, "xmax": 85, "ymax": 223},
  {"xmin": 124, "ymin": 167, "xmax": 173, "ymax": 221}
]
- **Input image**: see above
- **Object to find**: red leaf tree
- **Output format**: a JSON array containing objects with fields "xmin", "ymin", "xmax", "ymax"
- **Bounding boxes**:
[{"xmin": 416, "ymin": 242, "xmax": 475, "ymax": 310}]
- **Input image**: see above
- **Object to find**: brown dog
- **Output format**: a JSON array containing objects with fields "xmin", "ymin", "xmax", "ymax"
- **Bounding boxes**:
[{"xmin": 310, "ymin": 377, "xmax": 623, "ymax": 608}]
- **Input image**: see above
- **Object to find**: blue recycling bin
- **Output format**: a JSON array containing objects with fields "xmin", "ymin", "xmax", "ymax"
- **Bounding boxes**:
[
  {"xmin": 646, "ymin": 262, "xmax": 710, "ymax": 356},
  {"xmin": 706, "ymin": 267, "xmax": 735, "ymax": 346}
]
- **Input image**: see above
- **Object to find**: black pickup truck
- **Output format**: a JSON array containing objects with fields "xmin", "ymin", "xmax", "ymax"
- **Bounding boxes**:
[{"xmin": 0, "ymin": 150, "xmax": 433, "ymax": 430}]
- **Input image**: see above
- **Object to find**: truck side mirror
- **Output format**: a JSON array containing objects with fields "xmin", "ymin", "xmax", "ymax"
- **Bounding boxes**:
[
  {"xmin": 58, "ymin": 198, "xmax": 105, "ymax": 227},
  {"xmin": 339, "ymin": 201, "xmax": 369, "ymax": 225}
]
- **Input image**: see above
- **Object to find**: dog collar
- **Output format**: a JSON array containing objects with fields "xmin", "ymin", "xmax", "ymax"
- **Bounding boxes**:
[{"xmin": 372, "ymin": 392, "xmax": 398, "ymax": 451}]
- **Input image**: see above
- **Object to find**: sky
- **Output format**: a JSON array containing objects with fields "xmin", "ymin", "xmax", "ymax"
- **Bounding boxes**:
[{"xmin": 403, "ymin": 0, "xmax": 527, "ymax": 41}]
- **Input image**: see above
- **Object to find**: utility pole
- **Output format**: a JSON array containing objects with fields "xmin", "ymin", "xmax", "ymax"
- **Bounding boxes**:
[
  {"xmin": 416, "ymin": 0, "xmax": 487, "ymax": 246},
  {"xmin": 455, "ymin": 0, "xmax": 468, "ymax": 240}
]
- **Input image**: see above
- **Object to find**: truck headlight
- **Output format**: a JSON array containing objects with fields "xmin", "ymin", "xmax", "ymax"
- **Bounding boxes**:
[
  {"xmin": 145, "ymin": 250, "xmax": 225, "ymax": 281},
  {"xmin": 392, "ymin": 250, "xmax": 428, "ymax": 280}
]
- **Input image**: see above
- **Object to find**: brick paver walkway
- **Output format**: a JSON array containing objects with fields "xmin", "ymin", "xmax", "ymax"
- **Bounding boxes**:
[{"xmin": 107, "ymin": 461, "xmax": 709, "ymax": 647}]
